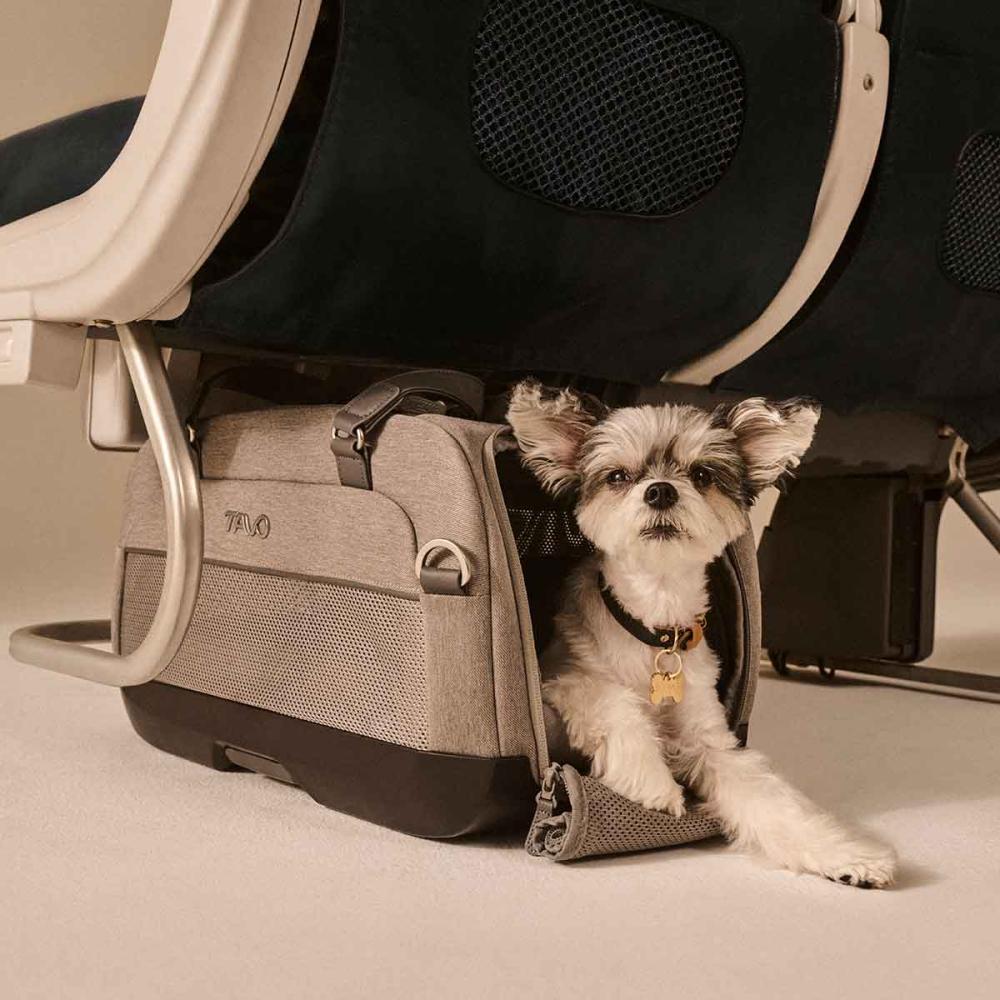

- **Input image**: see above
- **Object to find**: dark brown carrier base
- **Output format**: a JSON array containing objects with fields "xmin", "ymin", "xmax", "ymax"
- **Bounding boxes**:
[{"xmin": 123, "ymin": 682, "xmax": 537, "ymax": 839}]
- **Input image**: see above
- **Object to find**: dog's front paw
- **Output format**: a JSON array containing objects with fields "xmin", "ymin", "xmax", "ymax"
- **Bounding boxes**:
[
  {"xmin": 627, "ymin": 771, "xmax": 687, "ymax": 817},
  {"xmin": 819, "ymin": 840, "xmax": 897, "ymax": 890},
  {"xmin": 641, "ymin": 782, "xmax": 687, "ymax": 818},
  {"xmin": 598, "ymin": 766, "xmax": 687, "ymax": 817}
]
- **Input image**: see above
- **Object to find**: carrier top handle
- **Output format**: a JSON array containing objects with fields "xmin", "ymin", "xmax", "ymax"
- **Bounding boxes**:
[
  {"xmin": 9, "ymin": 323, "xmax": 204, "ymax": 687},
  {"xmin": 332, "ymin": 370, "xmax": 485, "ymax": 489}
]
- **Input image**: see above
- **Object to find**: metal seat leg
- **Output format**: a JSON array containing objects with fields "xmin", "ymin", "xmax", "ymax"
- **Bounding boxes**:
[{"xmin": 8, "ymin": 323, "xmax": 203, "ymax": 686}]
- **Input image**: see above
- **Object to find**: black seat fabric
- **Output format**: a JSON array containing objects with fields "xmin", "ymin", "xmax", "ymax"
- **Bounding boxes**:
[
  {"xmin": 723, "ymin": 0, "xmax": 1000, "ymax": 449},
  {"xmin": 0, "ymin": 98, "xmax": 142, "ymax": 229},
  {"xmin": 171, "ymin": 0, "xmax": 838, "ymax": 381}
]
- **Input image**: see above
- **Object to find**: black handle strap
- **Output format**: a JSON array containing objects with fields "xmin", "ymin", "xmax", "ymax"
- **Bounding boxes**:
[{"xmin": 332, "ymin": 370, "xmax": 485, "ymax": 489}]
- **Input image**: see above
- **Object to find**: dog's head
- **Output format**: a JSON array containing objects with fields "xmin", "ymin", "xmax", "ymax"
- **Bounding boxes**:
[{"xmin": 507, "ymin": 381, "xmax": 819, "ymax": 565}]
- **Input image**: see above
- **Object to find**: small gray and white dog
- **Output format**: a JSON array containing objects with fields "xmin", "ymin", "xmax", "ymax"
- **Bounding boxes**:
[{"xmin": 508, "ymin": 381, "xmax": 896, "ymax": 888}]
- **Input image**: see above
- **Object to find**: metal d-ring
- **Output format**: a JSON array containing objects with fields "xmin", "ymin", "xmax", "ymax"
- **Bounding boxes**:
[{"xmin": 415, "ymin": 538, "xmax": 472, "ymax": 589}]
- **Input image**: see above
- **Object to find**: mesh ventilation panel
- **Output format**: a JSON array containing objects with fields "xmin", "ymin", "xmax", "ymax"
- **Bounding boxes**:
[
  {"xmin": 120, "ymin": 551, "xmax": 430, "ymax": 750},
  {"xmin": 526, "ymin": 764, "xmax": 722, "ymax": 860},
  {"xmin": 573, "ymin": 774, "xmax": 722, "ymax": 858},
  {"xmin": 941, "ymin": 132, "xmax": 1000, "ymax": 295},
  {"xmin": 471, "ymin": 0, "xmax": 745, "ymax": 216},
  {"xmin": 506, "ymin": 507, "xmax": 593, "ymax": 558}
]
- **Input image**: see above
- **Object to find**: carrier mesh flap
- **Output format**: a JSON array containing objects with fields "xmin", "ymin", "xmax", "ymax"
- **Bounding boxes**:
[
  {"xmin": 120, "ymin": 551, "xmax": 430, "ymax": 750},
  {"xmin": 940, "ymin": 132, "xmax": 1000, "ymax": 295},
  {"xmin": 527, "ymin": 763, "xmax": 721, "ymax": 861},
  {"xmin": 471, "ymin": 0, "xmax": 745, "ymax": 216},
  {"xmin": 506, "ymin": 507, "xmax": 592, "ymax": 558}
]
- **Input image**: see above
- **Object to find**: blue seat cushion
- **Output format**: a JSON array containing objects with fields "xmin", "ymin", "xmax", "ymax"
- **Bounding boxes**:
[{"xmin": 0, "ymin": 97, "xmax": 142, "ymax": 228}]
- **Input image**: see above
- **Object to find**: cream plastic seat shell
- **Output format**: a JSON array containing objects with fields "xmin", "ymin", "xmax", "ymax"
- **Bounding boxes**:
[{"xmin": 2, "ymin": 0, "xmax": 321, "ymax": 686}]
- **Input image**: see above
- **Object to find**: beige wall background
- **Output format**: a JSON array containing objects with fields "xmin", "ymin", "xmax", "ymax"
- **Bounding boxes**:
[
  {"xmin": 0, "ymin": 1, "xmax": 169, "ymax": 139},
  {"xmin": 0, "ymin": 367, "xmax": 134, "ymax": 622}
]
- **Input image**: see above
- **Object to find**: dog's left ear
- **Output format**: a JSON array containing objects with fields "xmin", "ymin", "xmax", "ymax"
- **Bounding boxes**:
[
  {"xmin": 716, "ymin": 397, "xmax": 821, "ymax": 494},
  {"xmin": 506, "ymin": 380, "xmax": 601, "ymax": 497}
]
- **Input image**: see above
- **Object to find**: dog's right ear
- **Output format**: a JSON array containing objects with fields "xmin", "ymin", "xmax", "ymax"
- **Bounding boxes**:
[{"xmin": 506, "ymin": 380, "xmax": 599, "ymax": 498}]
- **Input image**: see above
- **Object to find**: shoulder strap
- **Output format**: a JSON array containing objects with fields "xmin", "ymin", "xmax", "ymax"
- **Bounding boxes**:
[{"xmin": 332, "ymin": 370, "xmax": 485, "ymax": 489}]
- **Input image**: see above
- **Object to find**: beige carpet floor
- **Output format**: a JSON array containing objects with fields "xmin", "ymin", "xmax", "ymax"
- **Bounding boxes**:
[{"xmin": 2, "ymin": 632, "xmax": 998, "ymax": 1000}]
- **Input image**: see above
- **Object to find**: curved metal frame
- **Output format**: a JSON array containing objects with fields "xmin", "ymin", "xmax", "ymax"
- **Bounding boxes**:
[
  {"xmin": 667, "ymin": 2, "xmax": 890, "ymax": 385},
  {"xmin": 9, "ymin": 324, "xmax": 203, "ymax": 686}
]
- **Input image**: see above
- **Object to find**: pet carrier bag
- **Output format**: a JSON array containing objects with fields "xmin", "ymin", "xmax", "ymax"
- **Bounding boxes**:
[{"xmin": 112, "ymin": 370, "xmax": 761, "ymax": 859}]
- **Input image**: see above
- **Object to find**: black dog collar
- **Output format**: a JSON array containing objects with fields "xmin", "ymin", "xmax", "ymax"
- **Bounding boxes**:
[{"xmin": 598, "ymin": 574, "xmax": 707, "ymax": 651}]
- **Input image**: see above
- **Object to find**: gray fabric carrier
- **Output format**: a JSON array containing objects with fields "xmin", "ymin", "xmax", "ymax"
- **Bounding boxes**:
[{"xmin": 112, "ymin": 378, "xmax": 760, "ymax": 860}]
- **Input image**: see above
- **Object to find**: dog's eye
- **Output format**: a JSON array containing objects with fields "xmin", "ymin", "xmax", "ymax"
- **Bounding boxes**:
[
  {"xmin": 690, "ymin": 466, "xmax": 714, "ymax": 490},
  {"xmin": 606, "ymin": 469, "xmax": 631, "ymax": 485}
]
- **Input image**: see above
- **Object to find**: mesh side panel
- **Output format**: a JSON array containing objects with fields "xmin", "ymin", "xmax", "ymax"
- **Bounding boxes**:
[
  {"xmin": 940, "ymin": 132, "xmax": 1000, "ymax": 294},
  {"xmin": 527, "ymin": 764, "xmax": 722, "ymax": 860},
  {"xmin": 120, "ymin": 551, "xmax": 429, "ymax": 750},
  {"xmin": 471, "ymin": 0, "xmax": 745, "ymax": 216},
  {"xmin": 575, "ymin": 775, "xmax": 721, "ymax": 857},
  {"xmin": 506, "ymin": 507, "xmax": 592, "ymax": 558}
]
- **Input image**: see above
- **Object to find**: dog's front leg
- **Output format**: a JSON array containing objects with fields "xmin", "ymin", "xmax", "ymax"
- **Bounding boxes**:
[
  {"xmin": 670, "ymin": 678, "xmax": 896, "ymax": 887},
  {"xmin": 544, "ymin": 673, "xmax": 686, "ymax": 816}
]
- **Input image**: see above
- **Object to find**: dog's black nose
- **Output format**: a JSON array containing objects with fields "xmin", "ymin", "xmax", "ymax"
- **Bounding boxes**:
[{"xmin": 644, "ymin": 482, "xmax": 678, "ymax": 510}]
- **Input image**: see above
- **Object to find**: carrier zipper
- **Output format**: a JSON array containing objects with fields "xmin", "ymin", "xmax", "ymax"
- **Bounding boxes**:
[
  {"xmin": 483, "ymin": 432, "xmax": 550, "ymax": 779},
  {"xmin": 727, "ymin": 542, "xmax": 757, "ymax": 744}
]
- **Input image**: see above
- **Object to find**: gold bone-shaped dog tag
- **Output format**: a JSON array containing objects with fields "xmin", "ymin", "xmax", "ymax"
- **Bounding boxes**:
[
  {"xmin": 650, "ymin": 671, "xmax": 685, "ymax": 705},
  {"xmin": 650, "ymin": 650, "xmax": 685, "ymax": 705}
]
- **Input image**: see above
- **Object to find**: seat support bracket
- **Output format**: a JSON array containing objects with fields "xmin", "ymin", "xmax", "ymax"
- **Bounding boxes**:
[{"xmin": 771, "ymin": 428, "xmax": 1000, "ymax": 698}]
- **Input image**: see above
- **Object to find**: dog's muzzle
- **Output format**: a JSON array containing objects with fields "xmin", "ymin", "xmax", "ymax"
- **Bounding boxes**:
[{"xmin": 640, "ymin": 521, "xmax": 681, "ymax": 541}]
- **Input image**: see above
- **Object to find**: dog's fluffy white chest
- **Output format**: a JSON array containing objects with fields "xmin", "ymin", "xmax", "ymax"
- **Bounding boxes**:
[{"xmin": 542, "ymin": 555, "xmax": 720, "ymax": 700}]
